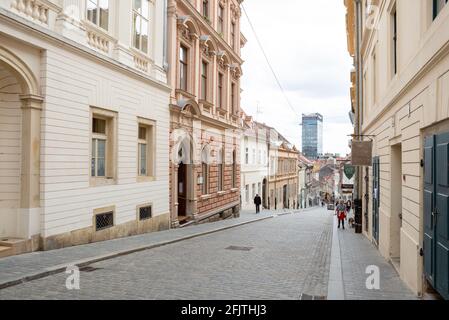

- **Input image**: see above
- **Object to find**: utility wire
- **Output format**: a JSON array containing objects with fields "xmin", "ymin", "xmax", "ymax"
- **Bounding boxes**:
[{"xmin": 241, "ymin": 4, "xmax": 299, "ymax": 117}]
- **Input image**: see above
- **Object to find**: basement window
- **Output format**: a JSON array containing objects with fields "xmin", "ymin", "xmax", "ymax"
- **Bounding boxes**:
[
  {"xmin": 95, "ymin": 211, "xmax": 114, "ymax": 231},
  {"xmin": 139, "ymin": 205, "xmax": 152, "ymax": 221}
]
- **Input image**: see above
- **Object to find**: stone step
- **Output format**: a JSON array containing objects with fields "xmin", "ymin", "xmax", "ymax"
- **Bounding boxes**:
[
  {"xmin": 0, "ymin": 238, "xmax": 29, "ymax": 256},
  {"xmin": 0, "ymin": 246, "xmax": 13, "ymax": 259}
]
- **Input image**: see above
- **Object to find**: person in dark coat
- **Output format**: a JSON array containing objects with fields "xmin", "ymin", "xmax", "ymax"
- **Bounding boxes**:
[{"xmin": 254, "ymin": 194, "xmax": 262, "ymax": 214}]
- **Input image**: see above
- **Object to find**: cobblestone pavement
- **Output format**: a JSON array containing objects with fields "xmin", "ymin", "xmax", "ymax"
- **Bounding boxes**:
[
  {"xmin": 0, "ymin": 208, "xmax": 333, "ymax": 300},
  {"xmin": 0, "ymin": 207, "xmax": 418, "ymax": 300},
  {"xmin": 336, "ymin": 219, "xmax": 418, "ymax": 300},
  {"xmin": 0, "ymin": 209, "xmax": 278, "ymax": 287}
]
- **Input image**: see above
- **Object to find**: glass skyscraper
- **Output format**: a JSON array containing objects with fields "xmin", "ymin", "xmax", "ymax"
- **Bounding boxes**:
[{"xmin": 302, "ymin": 113, "xmax": 323, "ymax": 159}]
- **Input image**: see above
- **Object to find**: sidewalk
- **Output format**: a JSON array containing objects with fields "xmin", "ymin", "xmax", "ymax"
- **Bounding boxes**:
[
  {"xmin": 327, "ymin": 215, "xmax": 418, "ymax": 300},
  {"xmin": 0, "ymin": 208, "xmax": 302, "ymax": 289}
]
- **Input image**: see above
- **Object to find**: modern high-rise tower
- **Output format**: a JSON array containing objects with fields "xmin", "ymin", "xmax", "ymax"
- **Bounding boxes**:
[{"xmin": 302, "ymin": 113, "xmax": 323, "ymax": 159}]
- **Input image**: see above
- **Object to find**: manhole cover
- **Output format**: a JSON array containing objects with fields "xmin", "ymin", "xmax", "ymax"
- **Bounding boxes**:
[
  {"xmin": 79, "ymin": 266, "xmax": 103, "ymax": 273},
  {"xmin": 300, "ymin": 294, "xmax": 327, "ymax": 300},
  {"xmin": 226, "ymin": 246, "xmax": 253, "ymax": 252}
]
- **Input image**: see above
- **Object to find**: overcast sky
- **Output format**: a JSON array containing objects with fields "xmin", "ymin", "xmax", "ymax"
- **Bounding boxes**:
[{"xmin": 240, "ymin": 0, "xmax": 353, "ymax": 156}]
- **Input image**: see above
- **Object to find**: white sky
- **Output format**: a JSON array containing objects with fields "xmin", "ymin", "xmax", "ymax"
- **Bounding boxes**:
[{"xmin": 240, "ymin": 0, "xmax": 353, "ymax": 156}]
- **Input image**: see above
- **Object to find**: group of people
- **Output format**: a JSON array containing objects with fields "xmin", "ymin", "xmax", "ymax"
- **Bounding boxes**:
[{"xmin": 335, "ymin": 199, "xmax": 353, "ymax": 230}]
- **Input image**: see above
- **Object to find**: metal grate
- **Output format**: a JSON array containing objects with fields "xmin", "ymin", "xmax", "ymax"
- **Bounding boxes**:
[
  {"xmin": 300, "ymin": 294, "xmax": 327, "ymax": 300},
  {"xmin": 79, "ymin": 266, "xmax": 103, "ymax": 273},
  {"xmin": 139, "ymin": 206, "xmax": 152, "ymax": 221},
  {"xmin": 226, "ymin": 246, "xmax": 253, "ymax": 252},
  {"xmin": 95, "ymin": 211, "xmax": 114, "ymax": 231}
]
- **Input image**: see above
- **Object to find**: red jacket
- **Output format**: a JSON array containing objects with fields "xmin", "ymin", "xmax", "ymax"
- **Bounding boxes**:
[{"xmin": 338, "ymin": 212, "xmax": 346, "ymax": 220}]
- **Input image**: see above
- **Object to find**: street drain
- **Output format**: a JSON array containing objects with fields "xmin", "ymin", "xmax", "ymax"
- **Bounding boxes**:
[
  {"xmin": 300, "ymin": 294, "xmax": 327, "ymax": 300},
  {"xmin": 226, "ymin": 246, "xmax": 253, "ymax": 252},
  {"xmin": 79, "ymin": 266, "xmax": 103, "ymax": 273}
]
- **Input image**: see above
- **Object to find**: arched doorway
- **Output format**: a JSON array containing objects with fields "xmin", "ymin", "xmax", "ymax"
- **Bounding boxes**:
[
  {"xmin": 174, "ymin": 135, "xmax": 195, "ymax": 225},
  {"xmin": 0, "ymin": 47, "xmax": 42, "ymax": 240}
]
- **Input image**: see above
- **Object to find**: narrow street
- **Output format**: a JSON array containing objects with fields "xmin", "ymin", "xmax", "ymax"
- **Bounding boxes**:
[{"xmin": 0, "ymin": 207, "xmax": 416, "ymax": 300}]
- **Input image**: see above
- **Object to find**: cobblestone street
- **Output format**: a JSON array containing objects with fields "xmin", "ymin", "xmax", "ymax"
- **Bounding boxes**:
[{"xmin": 0, "ymin": 207, "xmax": 417, "ymax": 300}]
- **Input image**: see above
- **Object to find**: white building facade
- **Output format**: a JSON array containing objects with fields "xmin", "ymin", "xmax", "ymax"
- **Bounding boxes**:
[
  {"xmin": 240, "ymin": 118, "xmax": 268, "ymax": 211},
  {"xmin": 0, "ymin": 0, "xmax": 171, "ymax": 256}
]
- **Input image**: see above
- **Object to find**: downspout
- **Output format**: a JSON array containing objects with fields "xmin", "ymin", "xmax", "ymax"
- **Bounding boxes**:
[
  {"xmin": 163, "ymin": 0, "xmax": 169, "ymax": 71},
  {"xmin": 354, "ymin": 0, "xmax": 363, "ymax": 201}
]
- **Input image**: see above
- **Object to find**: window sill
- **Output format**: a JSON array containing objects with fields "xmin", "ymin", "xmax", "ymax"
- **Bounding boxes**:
[
  {"xmin": 230, "ymin": 188, "xmax": 239, "ymax": 193},
  {"xmin": 201, "ymin": 194, "xmax": 213, "ymax": 200},
  {"xmin": 90, "ymin": 177, "xmax": 116, "ymax": 187},
  {"xmin": 137, "ymin": 176, "xmax": 156, "ymax": 183},
  {"xmin": 176, "ymin": 89, "xmax": 196, "ymax": 100},
  {"xmin": 217, "ymin": 191, "xmax": 227, "ymax": 196}
]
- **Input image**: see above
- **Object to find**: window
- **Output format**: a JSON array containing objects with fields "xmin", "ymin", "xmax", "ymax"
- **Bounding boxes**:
[
  {"xmin": 92, "ymin": 118, "xmax": 107, "ymax": 178},
  {"xmin": 245, "ymin": 185, "xmax": 249, "ymax": 202},
  {"xmin": 137, "ymin": 119, "xmax": 154, "ymax": 178},
  {"xmin": 258, "ymin": 183, "xmax": 261, "ymax": 195},
  {"xmin": 217, "ymin": 73, "xmax": 224, "ymax": 109},
  {"xmin": 217, "ymin": 149, "xmax": 224, "ymax": 192},
  {"xmin": 231, "ymin": 82, "xmax": 236, "ymax": 114},
  {"xmin": 245, "ymin": 147, "xmax": 249, "ymax": 164},
  {"xmin": 231, "ymin": 22, "xmax": 236, "ymax": 49},
  {"xmin": 95, "ymin": 210, "xmax": 114, "ymax": 231},
  {"xmin": 218, "ymin": 5, "xmax": 224, "ymax": 35},
  {"xmin": 258, "ymin": 150, "xmax": 262, "ymax": 164},
  {"xmin": 138, "ymin": 205, "xmax": 152, "ymax": 221},
  {"xmin": 203, "ymin": 0, "xmax": 209, "ymax": 18},
  {"xmin": 201, "ymin": 61, "xmax": 208, "ymax": 100},
  {"xmin": 252, "ymin": 183, "xmax": 256, "ymax": 199},
  {"xmin": 87, "ymin": 0, "xmax": 109, "ymax": 30},
  {"xmin": 391, "ymin": 7, "xmax": 397, "ymax": 76},
  {"xmin": 132, "ymin": 0, "xmax": 150, "ymax": 53},
  {"xmin": 252, "ymin": 148, "xmax": 256, "ymax": 164},
  {"xmin": 433, "ymin": 0, "xmax": 448, "ymax": 20},
  {"xmin": 91, "ymin": 108, "xmax": 116, "ymax": 184},
  {"xmin": 179, "ymin": 45, "xmax": 188, "ymax": 91}
]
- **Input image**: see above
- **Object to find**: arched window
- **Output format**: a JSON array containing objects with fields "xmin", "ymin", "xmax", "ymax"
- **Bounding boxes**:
[{"xmin": 201, "ymin": 146, "xmax": 209, "ymax": 195}]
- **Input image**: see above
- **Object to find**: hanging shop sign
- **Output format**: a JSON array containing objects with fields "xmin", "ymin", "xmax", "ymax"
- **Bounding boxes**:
[{"xmin": 351, "ymin": 140, "xmax": 373, "ymax": 166}]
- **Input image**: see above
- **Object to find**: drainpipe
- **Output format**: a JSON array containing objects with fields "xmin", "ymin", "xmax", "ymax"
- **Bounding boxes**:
[
  {"xmin": 163, "ymin": 0, "xmax": 169, "ymax": 71},
  {"xmin": 354, "ymin": 0, "xmax": 363, "ymax": 200}
]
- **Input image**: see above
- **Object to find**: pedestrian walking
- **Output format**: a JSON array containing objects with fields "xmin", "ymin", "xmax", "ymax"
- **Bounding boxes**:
[
  {"xmin": 346, "ymin": 200, "xmax": 352, "ymax": 213},
  {"xmin": 335, "ymin": 200, "xmax": 347, "ymax": 229},
  {"xmin": 254, "ymin": 194, "xmax": 262, "ymax": 214}
]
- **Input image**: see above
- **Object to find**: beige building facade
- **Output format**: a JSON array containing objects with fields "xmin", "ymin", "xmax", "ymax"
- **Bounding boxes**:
[
  {"xmin": 346, "ymin": 0, "xmax": 449, "ymax": 299},
  {"xmin": 166, "ymin": 0, "xmax": 244, "ymax": 227},
  {"xmin": 0, "ymin": 0, "xmax": 171, "ymax": 257},
  {"xmin": 267, "ymin": 128, "xmax": 299, "ymax": 210}
]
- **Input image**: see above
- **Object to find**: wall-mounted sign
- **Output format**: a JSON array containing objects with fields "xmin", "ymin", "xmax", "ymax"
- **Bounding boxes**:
[{"xmin": 351, "ymin": 140, "xmax": 373, "ymax": 166}]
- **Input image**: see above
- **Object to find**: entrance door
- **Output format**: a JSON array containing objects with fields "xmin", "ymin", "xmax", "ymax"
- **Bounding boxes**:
[
  {"xmin": 424, "ymin": 134, "xmax": 449, "ymax": 300},
  {"xmin": 372, "ymin": 156, "xmax": 380, "ymax": 244},
  {"xmin": 391, "ymin": 144, "xmax": 402, "ymax": 265},
  {"xmin": 178, "ymin": 162, "xmax": 187, "ymax": 219},
  {"xmin": 283, "ymin": 185, "xmax": 288, "ymax": 208},
  {"xmin": 262, "ymin": 179, "xmax": 267, "ymax": 208}
]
